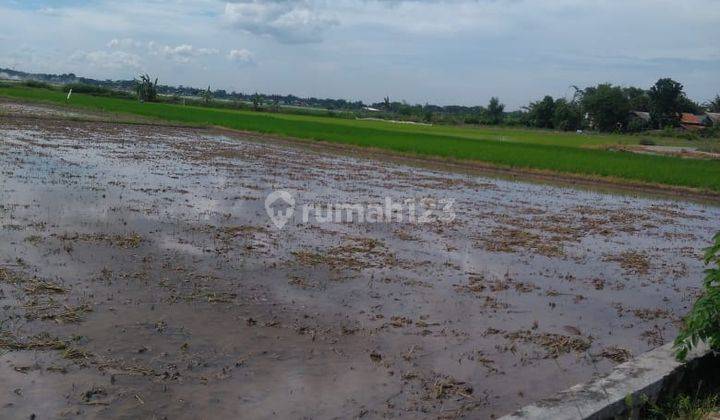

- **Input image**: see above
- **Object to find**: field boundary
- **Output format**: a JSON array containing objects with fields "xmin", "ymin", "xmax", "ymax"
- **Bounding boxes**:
[
  {"xmin": 2, "ymin": 93, "xmax": 720, "ymax": 204},
  {"xmin": 0, "ymin": 112, "xmax": 206, "ymax": 130},
  {"xmin": 211, "ymin": 126, "xmax": 720, "ymax": 204},
  {"xmin": 500, "ymin": 343, "xmax": 720, "ymax": 420}
]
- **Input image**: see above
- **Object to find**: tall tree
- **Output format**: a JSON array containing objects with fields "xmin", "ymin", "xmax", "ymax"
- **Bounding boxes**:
[
  {"xmin": 525, "ymin": 95, "xmax": 556, "ymax": 129},
  {"xmin": 705, "ymin": 95, "xmax": 720, "ymax": 113},
  {"xmin": 486, "ymin": 97, "xmax": 505, "ymax": 125},
  {"xmin": 202, "ymin": 85, "xmax": 212, "ymax": 104},
  {"xmin": 135, "ymin": 74, "xmax": 158, "ymax": 102},
  {"xmin": 648, "ymin": 78, "xmax": 685, "ymax": 128},
  {"xmin": 252, "ymin": 93, "xmax": 262, "ymax": 111},
  {"xmin": 678, "ymin": 96, "xmax": 702, "ymax": 114},
  {"xmin": 624, "ymin": 87, "xmax": 651, "ymax": 112},
  {"xmin": 581, "ymin": 84, "xmax": 630, "ymax": 132},
  {"xmin": 552, "ymin": 98, "xmax": 582, "ymax": 131}
]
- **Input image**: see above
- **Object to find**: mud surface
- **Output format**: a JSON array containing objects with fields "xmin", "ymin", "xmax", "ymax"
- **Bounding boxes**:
[{"xmin": 1, "ymin": 101, "xmax": 718, "ymax": 419}]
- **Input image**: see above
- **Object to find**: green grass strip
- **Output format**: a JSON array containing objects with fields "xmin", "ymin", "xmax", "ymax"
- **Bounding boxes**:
[{"xmin": 2, "ymin": 86, "xmax": 720, "ymax": 192}]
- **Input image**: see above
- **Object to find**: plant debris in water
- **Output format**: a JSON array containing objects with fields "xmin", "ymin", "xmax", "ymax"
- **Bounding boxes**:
[{"xmin": 0, "ymin": 100, "xmax": 717, "ymax": 419}]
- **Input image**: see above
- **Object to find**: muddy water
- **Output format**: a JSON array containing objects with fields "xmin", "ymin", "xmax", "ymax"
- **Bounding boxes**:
[{"xmin": 0, "ymin": 103, "xmax": 718, "ymax": 419}]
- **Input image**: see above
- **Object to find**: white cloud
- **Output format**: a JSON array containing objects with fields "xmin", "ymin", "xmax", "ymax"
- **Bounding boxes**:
[
  {"xmin": 223, "ymin": 0, "xmax": 338, "ymax": 44},
  {"xmin": 148, "ymin": 42, "xmax": 220, "ymax": 63},
  {"xmin": 108, "ymin": 38, "xmax": 144, "ymax": 49},
  {"xmin": 70, "ymin": 50, "xmax": 142, "ymax": 71},
  {"xmin": 36, "ymin": 7, "xmax": 61, "ymax": 16},
  {"xmin": 227, "ymin": 48, "xmax": 254, "ymax": 63},
  {"xmin": 106, "ymin": 38, "xmax": 221, "ymax": 64},
  {"xmin": 1, "ymin": 0, "xmax": 718, "ymax": 107},
  {"xmin": 107, "ymin": 38, "xmax": 221, "ymax": 63}
]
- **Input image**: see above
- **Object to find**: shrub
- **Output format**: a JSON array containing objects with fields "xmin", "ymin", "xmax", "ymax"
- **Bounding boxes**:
[
  {"xmin": 553, "ymin": 98, "xmax": 583, "ymax": 131},
  {"xmin": 135, "ymin": 74, "xmax": 158, "ymax": 102},
  {"xmin": 627, "ymin": 117, "xmax": 651, "ymax": 133},
  {"xmin": 656, "ymin": 127, "xmax": 699, "ymax": 141},
  {"xmin": 674, "ymin": 231, "xmax": 720, "ymax": 361},
  {"xmin": 698, "ymin": 125, "xmax": 720, "ymax": 139},
  {"xmin": 21, "ymin": 80, "xmax": 53, "ymax": 89},
  {"xmin": 647, "ymin": 393, "xmax": 719, "ymax": 419},
  {"xmin": 62, "ymin": 83, "xmax": 133, "ymax": 99}
]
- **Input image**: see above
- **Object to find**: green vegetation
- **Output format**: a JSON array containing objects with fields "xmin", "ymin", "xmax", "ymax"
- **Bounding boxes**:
[
  {"xmin": 2, "ymin": 84, "xmax": 720, "ymax": 192},
  {"xmin": 522, "ymin": 79, "xmax": 710, "ymax": 133},
  {"xmin": 62, "ymin": 83, "xmax": 134, "ymax": 99},
  {"xmin": 583, "ymin": 84, "xmax": 631, "ymax": 131},
  {"xmin": 707, "ymin": 95, "xmax": 720, "ymax": 113},
  {"xmin": 647, "ymin": 393, "xmax": 719, "ymax": 420},
  {"xmin": 20, "ymin": 80, "xmax": 54, "ymax": 90},
  {"xmin": 4, "ymin": 67, "xmax": 718, "ymax": 133},
  {"xmin": 675, "ymin": 231, "xmax": 720, "ymax": 361},
  {"xmin": 525, "ymin": 95, "xmax": 558, "ymax": 129},
  {"xmin": 650, "ymin": 78, "xmax": 689, "ymax": 128},
  {"xmin": 486, "ymin": 97, "xmax": 505, "ymax": 125},
  {"xmin": 135, "ymin": 74, "xmax": 158, "ymax": 102}
]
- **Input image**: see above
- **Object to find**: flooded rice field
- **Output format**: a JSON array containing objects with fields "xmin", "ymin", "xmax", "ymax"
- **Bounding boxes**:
[{"xmin": 1, "ymin": 101, "xmax": 719, "ymax": 419}]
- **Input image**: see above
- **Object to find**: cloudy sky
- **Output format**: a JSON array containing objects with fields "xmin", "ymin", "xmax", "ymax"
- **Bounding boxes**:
[{"xmin": 1, "ymin": 0, "xmax": 718, "ymax": 109}]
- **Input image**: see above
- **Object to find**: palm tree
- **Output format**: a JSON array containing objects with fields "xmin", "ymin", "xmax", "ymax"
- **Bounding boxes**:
[{"xmin": 135, "ymin": 74, "xmax": 158, "ymax": 102}]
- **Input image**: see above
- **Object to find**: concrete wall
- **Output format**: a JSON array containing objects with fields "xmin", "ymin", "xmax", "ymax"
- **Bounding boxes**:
[{"xmin": 501, "ymin": 343, "xmax": 720, "ymax": 420}]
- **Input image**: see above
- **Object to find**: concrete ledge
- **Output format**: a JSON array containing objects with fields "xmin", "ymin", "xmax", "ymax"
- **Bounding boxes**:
[{"xmin": 501, "ymin": 343, "xmax": 720, "ymax": 420}]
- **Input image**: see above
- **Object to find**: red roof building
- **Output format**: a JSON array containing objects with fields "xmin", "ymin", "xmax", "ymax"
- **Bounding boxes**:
[{"xmin": 680, "ymin": 113, "xmax": 705, "ymax": 130}]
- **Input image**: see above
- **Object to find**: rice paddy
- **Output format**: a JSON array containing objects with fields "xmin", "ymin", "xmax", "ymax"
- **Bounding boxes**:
[{"xmin": 2, "ymin": 85, "xmax": 719, "ymax": 193}]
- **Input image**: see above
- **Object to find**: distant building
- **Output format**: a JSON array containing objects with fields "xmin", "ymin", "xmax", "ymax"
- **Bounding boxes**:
[
  {"xmin": 628, "ymin": 111, "xmax": 651, "ymax": 130},
  {"xmin": 629, "ymin": 110, "xmax": 717, "ymax": 131},
  {"xmin": 629, "ymin": 111, "xmax": 651, "ymax": 122},
  {"xmin": 706, "ymin": 112, "xmax": 720, "ymax": 126},
  {"xmin": 680, "ymin": 113, "xmax": 712, "ymax": 130}
]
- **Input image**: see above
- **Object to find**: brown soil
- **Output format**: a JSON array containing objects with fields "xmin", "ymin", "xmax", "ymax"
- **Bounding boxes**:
[{"xmin": 0, "ymin": 100, "xmax": 717, "ymax": 418}]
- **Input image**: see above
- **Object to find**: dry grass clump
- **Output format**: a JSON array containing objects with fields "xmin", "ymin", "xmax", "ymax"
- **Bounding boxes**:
[
  {"xmin": 598, "ymin": 346, "xmax": 632, "ymax": 363},
  {"xmin": 293, "ymin": 237, "xmax": 398, "ymax": 270},
  {"xmin": 504, "ymin": 330, "xmax": 591, "ymax": 358},
  {"xmin": 63, "ymin": 347, "xmax": 93, "ymax": 360},
  {"xmin": 481, "ymin": 228, "xmax": 564, "ymax": 257},
  {"xmin": 604, "ymin": 250, "xmax": 651, "ymax": 274},
  {"xmin": 112, "ymin": 233, "xmax": 143, "ymax": 248},
  {"xmin": 1, "ymin": 268, "xmax": 67, "ymax": 295},
  {"xmin": 24, "ymin": 280, "xmax": 66, "ymax": 294},
  {"xmin": 0, "ymin": 332, "xmax": 67, "ymax": 351},
  {"xmin": 632, "ymin": 307, "xmax": 671, "ymax": 321},
  {"xmin": 41, "ymin": 304, "xmax": 93, "ymax": 323},
  {"xmin": 432, "ymin": 376, "xmax": 474, "ymax": 400},
  {"xmin": 454, "ymin": 275, "xmax": 486, "ymax": 294},
  {"xmin": 56, "ymin": 232, "xmax": 143, "ymax": 249},
  {"xmin": 169, "ymin": 287, "xmax": 237, "ymax": 304},
  {"xmin": 0, "ymin": 267, "xmax": 23, "ymax": 284},
  {"xmin": 218, "ymin": 225, "xmax": 268, "ymax": 238}
]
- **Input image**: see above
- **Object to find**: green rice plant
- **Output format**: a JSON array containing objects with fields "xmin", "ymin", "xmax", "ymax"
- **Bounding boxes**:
[
  {"xmin": 647, "ymin": 393, "xmax": 719, "ymax": 419},
  {"xmin": 2, "ymin": 85, "xmax": 720, "ymax": 192},
  {"xmin": 674, "ymin": 231, "xmax": 720, "ymax": 361},
  {"xmin": 62, "ymin": 83, "xmax": 133, "ymax": 99},
  {"xmin": 21, "ymin": 80, "xmax": 54, "ymax": 89}
]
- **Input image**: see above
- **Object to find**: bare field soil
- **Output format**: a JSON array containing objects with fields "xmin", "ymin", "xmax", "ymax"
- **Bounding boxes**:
[{"xmin": 1, "ymin": 101, "xmax": 718, "ymax": 419}]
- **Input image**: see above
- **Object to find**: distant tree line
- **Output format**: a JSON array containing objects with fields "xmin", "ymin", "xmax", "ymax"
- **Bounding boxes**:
[
  {"xmin": 521, "ymin": 78, "xmax": 715, "ymax": 133},
  {"xmin": 364, "ymin": 79, "xmax": 716, "ymax": 132},
  {"xmin": 3, "ymin": 68, "xmax": 718, "ymax": 133},
  {"xmin": 0, "ymin": 68, "xmax": 367, "ymax": 111}
]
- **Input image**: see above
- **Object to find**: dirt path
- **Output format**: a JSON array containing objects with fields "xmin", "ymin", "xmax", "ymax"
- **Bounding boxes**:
[{"xmin": 1, "ymin": 101, "xmax": 718, "ymax": 418}]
